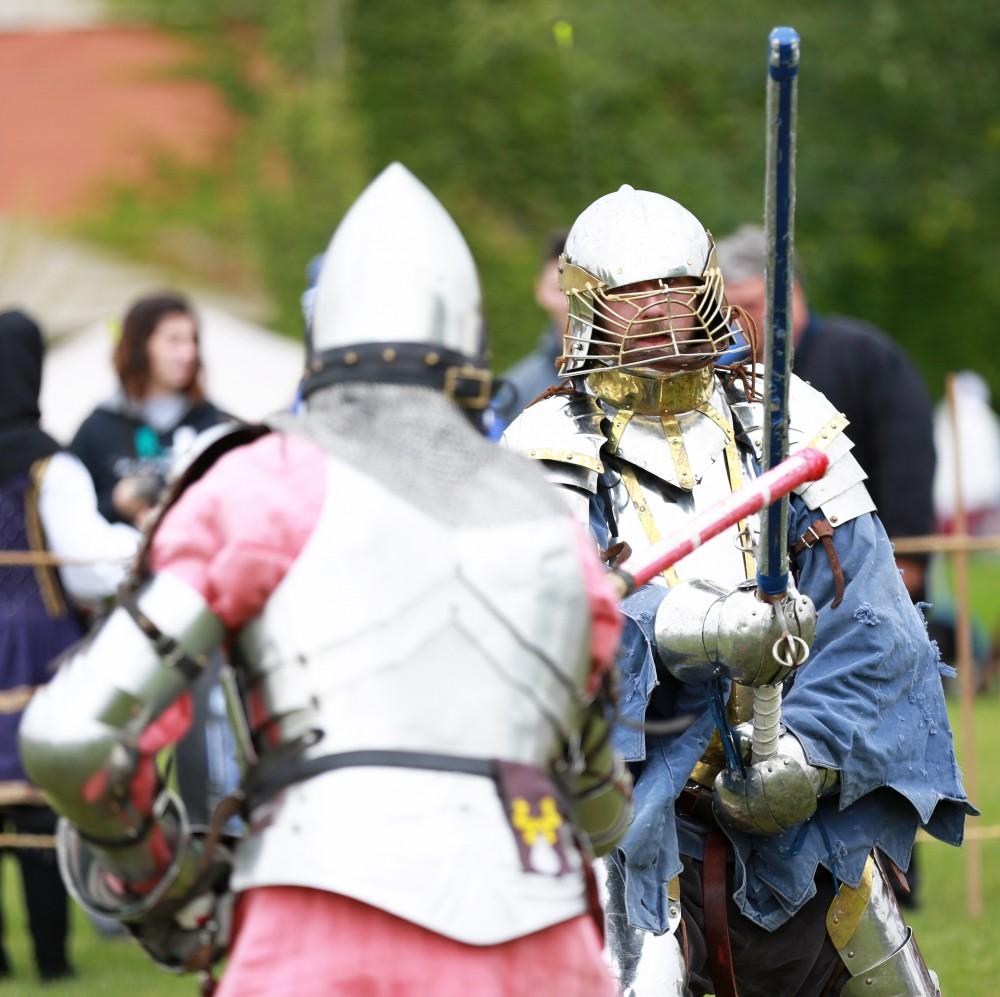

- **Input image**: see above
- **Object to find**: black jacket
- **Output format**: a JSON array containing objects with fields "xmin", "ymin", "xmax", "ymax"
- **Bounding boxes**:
[
  {"xmin": 71, "ymin": 397, "xmax": 223, "ymax": 523},
  {"xmin": 794, "ymin": 313, "xmax": 935, "ymax": 542}
]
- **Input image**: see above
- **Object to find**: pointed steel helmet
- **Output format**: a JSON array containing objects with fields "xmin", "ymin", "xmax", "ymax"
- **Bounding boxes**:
[
  {"xmin": 558, "ymin": 185, "xmax": 735, "ymax": 378},
  {"xmin": 303, "ymin": 163, "xmax": 490, "ymax": 408}
]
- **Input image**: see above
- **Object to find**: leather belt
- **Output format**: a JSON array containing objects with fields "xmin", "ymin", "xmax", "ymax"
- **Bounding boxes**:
[{"xmin": 704, "ymin": 830, "xmax": 739, "ymax": 997}]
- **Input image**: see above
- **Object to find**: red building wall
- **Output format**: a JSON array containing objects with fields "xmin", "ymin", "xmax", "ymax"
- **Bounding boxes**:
[{"xmin": 0, "ymin": 27, "xmax": 235, "ymax": 218}]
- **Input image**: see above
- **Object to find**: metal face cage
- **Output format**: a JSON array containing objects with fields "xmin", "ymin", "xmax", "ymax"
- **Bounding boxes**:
[{"xmin": 557, "ymin": 245, "xmax": 735, "ymax": 378}]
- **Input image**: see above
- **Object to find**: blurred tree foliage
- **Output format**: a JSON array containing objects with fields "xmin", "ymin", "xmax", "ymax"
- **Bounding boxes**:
[{"xmin": 109, "ymin": 0, "xmax": 1000, "ymax": 395}]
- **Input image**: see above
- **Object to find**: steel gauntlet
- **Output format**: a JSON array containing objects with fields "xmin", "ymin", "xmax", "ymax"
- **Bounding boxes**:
[
  {"xmin": 57, "ymin": 793, "xmax": 234, "ymax": 972},
  {"xmin": 654, "ymin": 578, "xmax": 817, "ymax": 686},
  {"xmin": 713, "ymin": 728, "xmax": 838, "ymax": 836}
]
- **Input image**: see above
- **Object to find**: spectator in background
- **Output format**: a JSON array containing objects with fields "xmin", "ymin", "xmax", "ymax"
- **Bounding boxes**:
[
  {"xmin": 70, "ymin": 292, "xmax": 224, "ymax": 527},
  {"xmin": 492, "ymin": 231, "xmax": 569, "ymax": 428},
  {"xmin": 933, "ymin": 370, "xmax": 1000, "ymax": 536},
  {"xmin": 717, "ymin": 225, "xmax": 936, "ymax": 603},
  {"xmin": 0, "ymin": 311, "xmax": 139, "ymax": 981}
]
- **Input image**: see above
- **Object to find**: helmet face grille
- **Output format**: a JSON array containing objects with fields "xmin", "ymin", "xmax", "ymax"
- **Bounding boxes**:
[{"xmin": 558, "ymin": 253, "xmax": 734, "ymax": 377}]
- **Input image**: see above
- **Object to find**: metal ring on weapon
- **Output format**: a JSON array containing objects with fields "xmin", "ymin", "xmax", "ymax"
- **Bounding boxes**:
[
  {"xmin": 771, "ymin": 632, "xmax": 810, "ymax": 669},
  {"xmin": 732, "ymin": 527, "xmax": 757, "ymax": 554}
]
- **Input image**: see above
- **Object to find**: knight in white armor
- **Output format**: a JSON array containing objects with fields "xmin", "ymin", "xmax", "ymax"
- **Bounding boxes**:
[
  {"xmin": 18, "ymin": 164, "xmax": 632, "ymax": 996},
  {"xmin": 502, "ymin": 185, "xmax": 974, "ymax": 996}
]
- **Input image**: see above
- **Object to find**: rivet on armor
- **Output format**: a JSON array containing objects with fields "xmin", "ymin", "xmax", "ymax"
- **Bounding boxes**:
[
  {"xmin": 529, "ymin": 450, "xmax": 537, "ymax": 457},
  {"xmin": 830, "ymin": 515, "xmax": 839, "ymax": 524},
  {"xmin": 383, "ymin": 347, "xmax": 398, "ymax": 362},
  {"xmin": 833, "ymin": 914, "xmax": 840, "ymax": 923},
  {"xmin": 344, "ymin": 351, "xmax": 359, "ymax": 365},
  {"xmin": 848, "ymin": 951, "xmax": 855, "ymax": 958},
  {"xmin": 425, "ymin": 352, "xmax": 440, "ymax": 365},
  {"xmin": 669, "ymin": 907, "xmax": 678, "ymax": 917},
  {"xmin": 865, "ymin": 978, "xmax": 873, "ymax": 986}
]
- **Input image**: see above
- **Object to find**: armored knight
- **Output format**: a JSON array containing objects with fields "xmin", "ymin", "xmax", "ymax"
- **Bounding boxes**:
[
  {"xmin": 502, "ymin": 185, "xmax": 972, "ymax": 996},
  {"xmin": 19, "ymin": 164, "xmax": 631, "ymax": 996}
]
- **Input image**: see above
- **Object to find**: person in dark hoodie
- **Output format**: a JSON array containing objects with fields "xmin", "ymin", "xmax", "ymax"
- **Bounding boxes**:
[
  {"xmin": 70, "ymin": 292, "xmax": 224, "ymax": 526},
  {"xmin": 0, "ymin": 311, "xmax": 138, "ymax": 981}
]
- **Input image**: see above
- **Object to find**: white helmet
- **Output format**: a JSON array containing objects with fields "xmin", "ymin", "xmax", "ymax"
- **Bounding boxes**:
[
  {"xmin": 304, "ymin": 163, "xmax": 490, "ymax": 408},
  {"xmin": 558, "ymin": 185, "xmax": 735, "ymax": 378}
]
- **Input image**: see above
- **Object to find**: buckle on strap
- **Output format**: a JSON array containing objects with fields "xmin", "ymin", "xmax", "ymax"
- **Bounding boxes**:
[
  {"xmin": 443, "ymin": 364, "xmax": 492, "ymax": 410},
  {"xmin": 800, "ymin": 525, "xmax": 822, "ymax": 549}
]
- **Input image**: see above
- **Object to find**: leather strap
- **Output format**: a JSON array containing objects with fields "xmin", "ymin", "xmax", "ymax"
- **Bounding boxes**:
[
  {"xmin": 791, "ymin": 516, "xmax": 845, "ymax": 608},
  {"xmin": 703, "ymin": 830, "xmax": 739, "ymax": 997},
  {"xmin": 116, "ymin": 583, "xmax": 207, "ymax": 682},
  {"xmin": 246, "ymin": 748, "xmax": 498, "ymax": 812},
  {"xmin": 523, "ymin": 380, "xmax": 576, "ymax": 409}
]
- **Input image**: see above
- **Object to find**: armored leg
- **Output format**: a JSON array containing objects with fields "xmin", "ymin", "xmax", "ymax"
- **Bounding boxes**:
[
  {"xmin": 828, "ymin": 853, "xmax": 939, "ymax": 996},
  {"xmin": 599, "ymin": 858, "xmax": 685, "ymax": 997}
]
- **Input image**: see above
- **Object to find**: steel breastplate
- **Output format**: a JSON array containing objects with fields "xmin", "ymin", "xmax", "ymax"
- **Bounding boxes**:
[
  {"xmin": 230, "ymin": 444, "xmax": 595, "ymax": 943},
  {"xmin": 599, "ymin": 382, "xmax": 761, "ymax": 590},
  {"xmin": 596, "ymin": 390, "xmax": 761, "ymax": 786}
]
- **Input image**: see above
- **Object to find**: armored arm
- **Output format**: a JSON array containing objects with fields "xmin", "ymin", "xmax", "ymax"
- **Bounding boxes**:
[
  {"xmin": 653, "ymin": 578, "xmax": 816, "ymax": 687},
  {"xmin": 19, "ymin": 571, "xmax": 233, "ymax": 969},
  {"xmin": 652, "ymin": 581, "xmax": 839, "ymax": 835},
  {"xmin": 560, "ymin": 696, "xmax": 633, "ymax": 856}
]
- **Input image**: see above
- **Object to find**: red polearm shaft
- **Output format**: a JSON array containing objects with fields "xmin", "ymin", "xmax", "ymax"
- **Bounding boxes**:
[{"xmin": 629, "ymin": 447, "xmax": 828, "ymax": 589}]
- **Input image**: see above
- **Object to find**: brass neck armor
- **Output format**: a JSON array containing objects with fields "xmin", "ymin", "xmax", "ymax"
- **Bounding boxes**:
[{"xmin": 584, "ymin": 364, "xmax": 716, "ymax": 415}]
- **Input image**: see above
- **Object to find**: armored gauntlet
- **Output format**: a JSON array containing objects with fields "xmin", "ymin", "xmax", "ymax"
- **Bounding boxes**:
[
  {"xmin": 654, "ymin": 578, "xmax": 816, "ymax": 686},
  {"xmin": 712, "ymin": 728, "xmax": 837, "ymax": 836}
]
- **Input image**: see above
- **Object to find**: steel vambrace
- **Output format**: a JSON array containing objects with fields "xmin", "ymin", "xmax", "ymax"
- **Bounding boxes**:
[{"xmin": 19, "ymin": 572, "xmax": 224, "ymax": 894}]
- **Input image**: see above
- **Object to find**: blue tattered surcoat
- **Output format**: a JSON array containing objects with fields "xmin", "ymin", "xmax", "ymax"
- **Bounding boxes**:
[{"xmin": 606, "ymin": 495, "xmax": 974, "ymax": 934}]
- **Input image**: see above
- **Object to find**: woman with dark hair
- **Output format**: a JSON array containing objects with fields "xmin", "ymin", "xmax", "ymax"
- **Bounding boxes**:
[{"xmin": 71, "ymin": 292, "xmax": 224, "ymax": 525}]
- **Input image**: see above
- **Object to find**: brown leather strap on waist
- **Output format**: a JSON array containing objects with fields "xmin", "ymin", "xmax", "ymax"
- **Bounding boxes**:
[
  {"xmin": 704, "ymin": 830, "xmax": 739, "ymax": 997},
  {"xmin": 791, "ymin": 516, "xmax": 845, "ymax": 608}
]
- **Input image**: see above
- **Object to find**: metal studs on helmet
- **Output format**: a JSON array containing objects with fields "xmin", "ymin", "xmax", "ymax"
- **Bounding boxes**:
[{"xmin": 557, "ymin": 186, "xmax": 736, "ymax": 378}]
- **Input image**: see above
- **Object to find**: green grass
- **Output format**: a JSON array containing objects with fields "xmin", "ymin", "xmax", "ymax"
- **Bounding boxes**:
[
  {"xmin": 0, "ymin": 869, "xmax": 196, "ymax": 996},
  {"xmin": 908, "ymin": 694, "xmax": 1000, "ymax": 996},
  {"xmin": 1, "ymin": 698, "xmax": 997, "ymax": 995}
]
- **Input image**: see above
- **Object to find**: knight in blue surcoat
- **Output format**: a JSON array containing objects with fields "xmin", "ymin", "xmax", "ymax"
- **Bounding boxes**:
[{"xmin": 502, "ymin": 184, "xmax": 973, "ymax": 996}]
